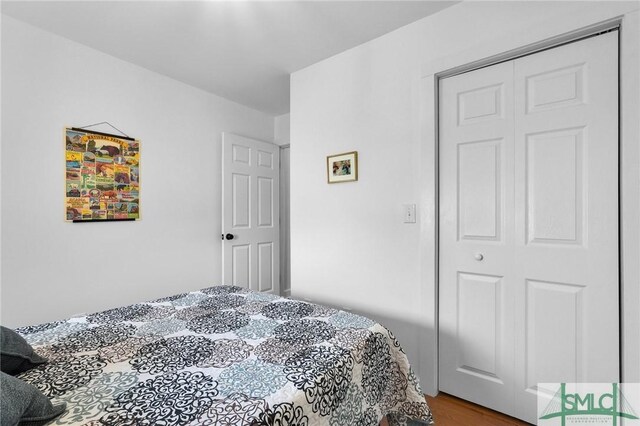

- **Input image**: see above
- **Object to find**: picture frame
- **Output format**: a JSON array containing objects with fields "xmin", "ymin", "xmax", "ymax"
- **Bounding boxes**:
[{"xmin": 327, "ymin": 151, "xmax": 358, "ymax": 184}]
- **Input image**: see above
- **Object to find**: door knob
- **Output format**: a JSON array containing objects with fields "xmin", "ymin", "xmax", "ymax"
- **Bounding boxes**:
[
  {"xmin": 225, "ymin": 233, "xmax": 234, "ymax": 240},
  {"xmin": 475, "ymin": 253, "xmax": 484, "ymax": 261}
]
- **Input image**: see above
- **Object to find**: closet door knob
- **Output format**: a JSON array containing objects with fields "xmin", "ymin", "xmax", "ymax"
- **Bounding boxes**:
[
  {"xmin": 225, "ymin": 233, "xmax": 235, "ymax": 240},
  {"xmin": 475, "ymin": 253, "xmax": 484, "ymax": 261}
]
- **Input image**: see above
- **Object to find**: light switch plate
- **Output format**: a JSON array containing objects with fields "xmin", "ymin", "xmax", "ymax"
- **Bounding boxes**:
[{"xmin": 403, "ymin": 204, "xmax": 416, "ymax": 223}]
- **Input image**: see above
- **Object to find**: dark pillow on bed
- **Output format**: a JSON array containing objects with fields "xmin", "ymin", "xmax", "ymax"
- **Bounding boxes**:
[
  {"xmin": 0, "ymin": 326, "xmax": 47, "ymax": 375},
  {"xmin": 0, "ymin": 372, "xmax": 66, "ymax": 426}
]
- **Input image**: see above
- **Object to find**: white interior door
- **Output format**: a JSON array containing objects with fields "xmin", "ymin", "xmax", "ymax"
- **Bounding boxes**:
[
  {"xmin": 439, "ymin": 59, "xmax": 516, "ymax": 416},
  {"xmin": 439, "ymin": 31, "xmax": 619, "ymax": 423},
  {"xmin": 512, "ymin": 31, "xmax": 619, "ymax": 421},
  {"xmin": 222, "ymin": 133, "xmax": 280, "ymax": 294}
]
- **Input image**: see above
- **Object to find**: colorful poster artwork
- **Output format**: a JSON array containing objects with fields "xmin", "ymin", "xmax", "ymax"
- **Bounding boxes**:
[{"xmin": 65, "ymin": 128, "xmax": 140, "ymax": 221}]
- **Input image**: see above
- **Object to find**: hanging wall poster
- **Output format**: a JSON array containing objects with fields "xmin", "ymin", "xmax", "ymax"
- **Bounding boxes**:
[{"xmin": 65, "ymin": 127, "xmax": 140, "ymax": 221}]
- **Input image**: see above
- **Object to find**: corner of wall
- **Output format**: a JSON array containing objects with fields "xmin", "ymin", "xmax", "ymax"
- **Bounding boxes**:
[{"xmin": 274, "ymin": 113, "xmax": 291, "ymax": 146}]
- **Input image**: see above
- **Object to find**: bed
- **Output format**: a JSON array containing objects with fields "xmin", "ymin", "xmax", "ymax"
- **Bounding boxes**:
[{"xmin": 14, "ymin": 286, "xmax": 433, "ymax": 425}]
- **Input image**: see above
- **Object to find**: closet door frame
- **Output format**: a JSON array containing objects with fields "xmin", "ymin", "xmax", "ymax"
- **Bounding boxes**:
[{"xmin": 416, "ymin": 13, "xmax": 640, "ymax": 396}]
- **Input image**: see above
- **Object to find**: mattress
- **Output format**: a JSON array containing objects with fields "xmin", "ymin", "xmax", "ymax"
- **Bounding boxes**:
[{"xmin": 16, "ymin": 286, "xmax": 433, "ymax": 425}]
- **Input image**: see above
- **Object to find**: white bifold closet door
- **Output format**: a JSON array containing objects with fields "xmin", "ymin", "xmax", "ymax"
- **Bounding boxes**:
[{"xmin": 439, "ymin": 31, "xmax": 619, "ymax": 423}]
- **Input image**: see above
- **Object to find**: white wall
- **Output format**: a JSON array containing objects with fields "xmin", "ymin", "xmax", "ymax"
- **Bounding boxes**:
[
  {"xmin": 274, "ymin": 113, "xmax": 291, "ymax": 145},
  {"xmin": 290, "ymin": 1, "xmax": 640, "ymax": 394},
  {"xmin": 1, "ymin": 16, "xmax": 274, "ymax": 327}
]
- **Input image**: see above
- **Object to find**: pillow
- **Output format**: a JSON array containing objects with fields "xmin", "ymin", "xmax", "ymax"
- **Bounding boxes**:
[
  {"xmin": 0, "ymin": 372, "xmax": 66, "ymax": 426},
  {"xmin": 0, "ymin": 326, "xmax": 47, "ymax": 375}
]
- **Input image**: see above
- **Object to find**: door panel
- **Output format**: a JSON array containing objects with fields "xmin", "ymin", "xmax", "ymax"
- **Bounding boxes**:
[
  {"xmin": 258, "ymin": 150, "xmax": 274, "ymax": 168},
  {"xmin": 232, "ymin": 173, "xmax": 250, "ymax": 228},
  {"xmin": 439, "ymin": 60, "xmax": 515, "ymax": 416},
  {"xmin": 223, "ymin": 133, "xmax": 280, "ymax": 294},
  {"xmin": 457, "ymin": 272, "xmax": 503, "ymax": 381},
  {"xmin": 232, "ymin": 244, "xmax": 250, "ymax": 287},
  {"xmin": 525, "ymin": 64, "xmax": 585, "ymax": 113},
  {"xmin": 458, "ymin": 83, "xmax": 505, "ymax": 125},
  {"xmin": 258, "ymin": 177, "xmax": 274, "ymax": 227},
  {"xmin": 525, "ymin": 128, "xmax": 584, "ymax": 245},
  {"xmin": 513, "ymin": 31, "xmax": 619, "ymax": 422},
  {"xmin": 458, "ymin": 139, "xmax": 503, "ymax": 241},
  {"xmin": 258, "ymin": 242, "xmax": 274, "ymax": 292},
  {"xmin": 525, "ymin": 279, "xmax": 584, "ymax": 390},
  {"xmin": 440, "ymin": 31, "xmax": 618, "ymax": 423}
]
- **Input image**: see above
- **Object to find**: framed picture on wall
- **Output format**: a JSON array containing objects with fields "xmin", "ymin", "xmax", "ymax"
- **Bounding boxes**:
[{"xmin": 327, "ymin": 151, "xmax": 358, "ymax": 183}]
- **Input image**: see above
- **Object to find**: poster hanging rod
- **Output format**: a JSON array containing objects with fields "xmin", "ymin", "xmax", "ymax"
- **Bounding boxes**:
[
  {"xmin": 71, "ymin": 127, "xmax": 136, "ymax": 142},
  {"xmin": 71, "ymin": 122, "xmax": 135, "ymax": 141}
]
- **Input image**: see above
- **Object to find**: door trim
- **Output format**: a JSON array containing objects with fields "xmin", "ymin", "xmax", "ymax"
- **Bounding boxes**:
[
  {"xmin": 418, "ymin": 16, "xmax": 638, "ymax": 396},
  {"xmin": 279, "ymin": 145, "xmax": 291, "ymax": 297},
  {"xmin": 436, "ymin": 17, "xmax": 621, "ymax": 80}
]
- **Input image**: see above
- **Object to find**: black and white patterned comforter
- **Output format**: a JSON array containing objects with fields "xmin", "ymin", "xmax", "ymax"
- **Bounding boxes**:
[{"xmin": 16, "ymin": 286, "xmax": 433, "ymax": 425}]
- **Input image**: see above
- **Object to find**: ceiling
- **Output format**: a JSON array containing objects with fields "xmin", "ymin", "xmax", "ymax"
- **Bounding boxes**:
[{"xmin": 1, "ymin": 1, "xmax": 458, "ymax": 115}]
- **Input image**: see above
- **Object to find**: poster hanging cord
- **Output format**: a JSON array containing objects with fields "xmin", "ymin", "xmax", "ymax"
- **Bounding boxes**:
[{"xmin": 76, "ymin": 121, "xmax": 131, "ymax": 138}]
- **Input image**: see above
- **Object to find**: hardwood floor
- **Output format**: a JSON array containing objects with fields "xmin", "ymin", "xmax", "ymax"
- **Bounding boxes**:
[
  {"xmin": 425, "ymin": 393, "xmax": 532, "ymax": 425},
  {"xmin": 381, "ymin": 393, "xmax": 532, "ymax": 426}
]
